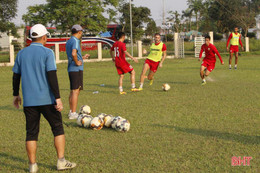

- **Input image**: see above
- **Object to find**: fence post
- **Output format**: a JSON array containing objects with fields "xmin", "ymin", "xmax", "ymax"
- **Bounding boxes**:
[
  {"xmin": 55, "ymin": 43, "xmax": 60, "ymax": 63},
  {"xmin": 137, "ymin": 41, "xmax": 142, "ymax": 58},
  {"xmin": 245, "ymin": 37, "xmax": 249, "ymax": 52},
  {"xmin": 174, "ymin": 33, "xmax": 179, "ymax": 58},
  {"xmin": 98, "ymin": 43, "xmax": 102, "ymax": 61},
  {"xmin": 9, "ymin": 36, "xmax": 15, "ymax": 65},
  {"xmin": 209, "ymin": 31, "xmax": 214, "ymax": 44}
]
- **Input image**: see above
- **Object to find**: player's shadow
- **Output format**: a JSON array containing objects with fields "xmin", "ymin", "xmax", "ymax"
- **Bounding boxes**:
[
  {"xmin": 152, "ymin": 124, "xmax": 260, "ymax": 145},
  {"xmin": 0, "ymin": 152, "xmax": 56, "ymax": 171},
  {"xmin": 63, "ymin": 122, "xmax": 118, "ymax": 132}
]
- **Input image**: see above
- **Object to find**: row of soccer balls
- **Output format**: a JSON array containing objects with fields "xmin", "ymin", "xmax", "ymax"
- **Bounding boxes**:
[{"xmin": 77, "ymin": 105, "xmax": 130, "ymax": 132}]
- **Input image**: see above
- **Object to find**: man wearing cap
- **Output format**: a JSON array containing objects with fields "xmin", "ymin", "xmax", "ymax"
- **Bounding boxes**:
[
  {"xmin": 12, "ymin": 24, "xmax": 76, "ymax": 172},
  {"xmin": 66, "ymin": 24, "xmax": 89, "ymax": 119}
]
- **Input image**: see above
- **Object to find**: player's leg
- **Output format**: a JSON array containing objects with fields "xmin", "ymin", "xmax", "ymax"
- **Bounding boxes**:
[
  {"xmin": 229, "ymin": 52, "xmax": 234, "ymax": 70},
  {"xmin": 24, "ymin": 107, "xmax": 41, "ymax": 172},
  {"xmin": 205, "ymin": 70, "xmax": 211, "ymax": 78},
  {"xmin": 147, "ymin": 70, "xmax": 155, "ymax": 85},
  {"xmin": 235, "ymin": 52, "xmax": 239, "ymax": 69},
  {"xmin": 119, "ymin": 74, "xmax": 126, "ymax": 94},
  {"xmin": 69, "ymin": 88, "xmax": 80, "ymax": 116},
  {"xmin": 130, "ymin": 70, "xmax": 139, "ymax": 91},
  {"xmin": 139, "ymin": 63, "xmax": 150, "ymax": 90},
  {"xmin": 200, "ymin": 65, "xmax": 207, "ymax": 85}
]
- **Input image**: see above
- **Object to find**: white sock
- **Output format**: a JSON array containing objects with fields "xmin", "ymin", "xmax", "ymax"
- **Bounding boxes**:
[
  {"xmin": 139, "ymin": 83, "xmax": 143, "ymax": 88},
  {"xmin": 235, "ymin": 64, "xmax": 237, "ymax": 67},
  {"xmin": 119, "ymin": 86, "xmax": 123, "ymax": 92},
  {"xmin": 229, "ymin": 65, "xmax": 232, "ymax": 68},
  {"xmin": 58, "ymin": 157, "xmax": 65, "ymax": 162},
  {"xmin": 131, "ymin": 83, "xmax": 135, "ymax": 89},
  {"xmin": 203, "ymin": 79, "xmax": 206, "ymax": 82}
]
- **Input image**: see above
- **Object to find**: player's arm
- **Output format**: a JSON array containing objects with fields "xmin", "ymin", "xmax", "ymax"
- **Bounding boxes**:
[
  {"xmin": 198, "ymin": 45, "xmax": 204, "ymax": 61},
  {"xmin": 213, "ymin": 46, "xmax": 224, "ymax": 65},
  {"xmin": 159, "ymin": 44, "xmax": 167, "ymax": 67},
  {"xmin": 226, "ymin": 33, "xmax": 232, "ymax": 51},
  {"xmin": 110, "ymin": 48, "xmax": 115, "ymax": 62},
  {"xmin": 12, "ymin": 53, "xmax": 22, "ymax": 109},
  {"xmin": 239, "ymin": 35, "xmax": 244, "ymax": 51},
  {"xmin": 72, "ymin": 49, "xmax": 82, "ymax": 66},
  {"xmin": 125, "ymin": 51, "xmax": 138, "ymax": 63}
]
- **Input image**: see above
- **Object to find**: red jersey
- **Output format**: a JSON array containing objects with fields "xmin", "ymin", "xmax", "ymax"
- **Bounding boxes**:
[
  {"xmin": 111, "ymin": 41, "xmax": 128, "ymax": 66},
  {"xmin": 199, "ymin": 43, "xmax": 223, "ymax": 63},
  {"xmin": 227, "ymin": 33, "xmax": 243, "ymax": 47}
]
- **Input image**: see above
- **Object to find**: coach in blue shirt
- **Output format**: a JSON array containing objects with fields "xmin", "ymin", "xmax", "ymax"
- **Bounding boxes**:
[
  {"xmin": 66, "ymin": 25, "xmax": 89, "ymax": 119},
  {"xmin": 12, "ymin": 24, "xmax": 76, "ymax": 172}
]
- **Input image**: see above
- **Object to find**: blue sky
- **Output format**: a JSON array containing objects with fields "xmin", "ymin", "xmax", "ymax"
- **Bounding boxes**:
[{"xmin": 13, "ymin": 0, "xmax": 188, "ymax": 26}]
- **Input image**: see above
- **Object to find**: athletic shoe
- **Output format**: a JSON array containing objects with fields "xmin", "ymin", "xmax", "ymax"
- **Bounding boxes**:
[
  {"xmin": 201, "ymin": 81, "xmax": 207, "ymax": 86},
  {"xmin": 229, "ymin": 67, "xmax": 232, "ymax": 70},
  {"xmin": 57, "ymin": 159, "xmax": 76, "ymax": 171},
  {"xmin": 120, "ymin": 91, "xmax": 127, "ymax": 95},
  {"xmin": 131, "ymin": 88, "xmax": 140, "ymax": 92},
  {"xmin": 138, "ymin": 87, "xmax": 143, "ymax": 91},
  {"xmin": 234, "ymin": 67, "xmax": 237, "ymax": 70},
  {"xmin": 68, "ymin": 112, "xmax": 79, "ymax": 120},
  {"xmin": 149, "ymin": 79, "xmax": 154, "ymax": 85},
  {"xmin": 29, "ymin": 163, "xmax": 38, "ymax": 173}
]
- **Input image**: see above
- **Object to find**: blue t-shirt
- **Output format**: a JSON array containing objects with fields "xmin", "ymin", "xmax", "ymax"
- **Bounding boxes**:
[
  {"xmin": 66, "ymin": 36, "xmax": 83, "ymax": 72},
  {"xmin": 12, "ymin": 43, "xmax": 57, "ymax": 107}
]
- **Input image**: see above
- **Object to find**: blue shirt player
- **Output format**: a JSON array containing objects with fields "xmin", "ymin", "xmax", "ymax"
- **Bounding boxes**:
[{"xmin": 65, "ymin": 24, "xmax": 90, "ymax": 119}]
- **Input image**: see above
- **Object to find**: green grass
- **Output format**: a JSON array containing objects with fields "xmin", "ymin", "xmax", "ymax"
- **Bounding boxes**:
[{"xmin": 0, "ymin": 56, "xmax": 259, "ymax": 173}]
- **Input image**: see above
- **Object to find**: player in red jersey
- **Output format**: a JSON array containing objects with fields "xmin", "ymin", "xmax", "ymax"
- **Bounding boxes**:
[
  {"xmin": 199, "ymin": 35, "xmax": 224, "ymax": 85},
  {"xmin": 226, "ymin": 27, "xmax": 244, "ymax": 70},
  {"xmin": 110, "ymin": 32, "xmax": 139, "ymax": 94}
]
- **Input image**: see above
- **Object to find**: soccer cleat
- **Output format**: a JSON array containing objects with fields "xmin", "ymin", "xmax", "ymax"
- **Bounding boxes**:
[
  {"xmin": 68, "ymin": 112, "xmax": 79, "ymax": 120},
  {"xmin": 57, "ymin": 159, "xmax": 76, "ymax": 171},
  {"xmin": 29, "ymin": 163, "xmax": 38, "ymax": 173},
  {"xmin": 229, "ymin": 67, "xmax": 232, "ymax": 70},
  {"xmin": 201, "ymin": 80, "xmax": 207, "ymax": 86},
  {"xmin": 149, "ymin": 79, "xmax": 154, "ymax": 85},
  {"xmin": 234, "ymin": 66, "xmax": 237, "ymax": 70},
  {"xmin": 138, "ymin": 87, "xmax": 143, "ymax": 91},
  {"xmin": 120, "ymin": 91, "xmax": 127, "ymax": 95},
  {"xmin": 131, "ymin": 88, "xmax": 140, "ymax": 92}
]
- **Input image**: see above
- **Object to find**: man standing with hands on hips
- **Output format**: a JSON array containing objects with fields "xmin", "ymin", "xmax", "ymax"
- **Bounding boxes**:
[
  {"xmin": 66, "ymin": 24, "xmax": 90, "ymax": 119},
  {"xmin": 12, "ymin": 24, "xmax": 76, "ymax": 172}
]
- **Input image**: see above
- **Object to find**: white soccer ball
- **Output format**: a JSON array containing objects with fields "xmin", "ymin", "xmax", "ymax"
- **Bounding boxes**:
[
  {"xmin": 162, "ymin": 83, "xmax": 171, "ymax": 91},
  {"xmin": 97, "ymin": 113, "xmax": 107, "ymax": 121},
  {"xmin": 115, "ymin": 119, "xmax": 130, "ymax": 132},
  {"xmin": 90, "ymin": 117, "xmax": 104, "ymax": 130},
  {"xmin": 111, "ymin": 116, "xmax": 123, "ymax": 129},
  {"xmin": 79, "ymin": 105, "xmax": 91, "ymax": 114},
  {"xmin": 103, "ymin": 114, "xmax": 114, "ymax": 128},
  {"xmin": 77, "ymin": 114, "xmax": 93, "ymax": 128}
]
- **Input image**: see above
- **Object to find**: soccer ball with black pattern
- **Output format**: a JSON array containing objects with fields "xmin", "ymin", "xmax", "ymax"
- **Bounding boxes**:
[
  {"xmin": 77, "ymin": 114, "xmax": 93, "ymax": 128},
  {"xmin": 79, "ymin": 105, "xmax": 91, "ymax": 115},
  {"xmin": 115, "ymin": 119, "xmax": 130, "ymax": 132},
  {"xmin": 90, "ymin": 117, "xmax": 104, "ymax": 130},
  {"xmin": 103, "ymin": 114, "xmax": 114, "ymax": 127},
  {"xmin": 162, "ymin": 83, "xmax": 171, "ymax": 91},
  {"xmin": 111, "ymin": 116, "xmax": 123, "ymax": 129},
  {"xmin": 97, "ymin": 113, "xmax": 107, "ymax": 121}
]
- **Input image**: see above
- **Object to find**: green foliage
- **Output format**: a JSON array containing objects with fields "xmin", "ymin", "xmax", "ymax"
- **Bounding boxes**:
[
  {"xmin": 214, "ymin": 33, "xmax": 224, "ymax": 40},
  {"xmin": 166, "ymin": 34, "xmax": 174, "ymax": 41},
  {"xmin": 142, "ymin": 38, "xmax": 152, "ymax": 45},
  {"xmin": 145, "ymin": 20, "xmax": 158, "ymax": 37},
  {"xmin": 167, "ymin": 11, "xmax": 182, "ymax": 33},
  {"xmin": 0, "ymin": 0, "xmax": 18, "ymax": 36},
  {"xmin": 22, "ymin": 0, "xmax": 119, "ymax": 33}
]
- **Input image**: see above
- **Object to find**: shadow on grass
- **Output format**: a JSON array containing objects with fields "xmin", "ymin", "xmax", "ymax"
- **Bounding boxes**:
[
  {"xmin": 0, "ymin": 105, "xmax": 23, "ymax": 112},
  {"xmin": 62, "ymin": 121, "xmax": 116, "ymax": 132},
  {"xmin": 0, "ymin": 152, "xmax": 56, "ymax": 171},
  {"xmin": 152, "ymin": 124, "xmax": 260, "ymax": 145}
]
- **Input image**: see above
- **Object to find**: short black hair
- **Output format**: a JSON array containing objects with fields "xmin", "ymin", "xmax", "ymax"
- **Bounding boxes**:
[
  {"xmin": 234, "ymin": 26, "xmax": 239, "ymax": 28},
  {"xmin": 118, "ymin": 32, "xmax": 125, "ymax": 39},
  {"xmin": 205, "ymin": 35, "xmax": 211, "ymax": 40},
  {"xmin": 72, "ymin": 28, "xmax": 79, "ymax": 34},
  {"xmin": 154, "ymin": 33, "xmax": 160, "ymax": 37},
  {"xmin": 31, "ymin": 32, "xmax": 43, "ymax": 42}
]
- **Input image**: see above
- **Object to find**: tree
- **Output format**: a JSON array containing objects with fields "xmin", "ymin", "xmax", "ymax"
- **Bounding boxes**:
[
  {"xmin": 119, "ymin": 3, "xmax": 153, "ymax": 41},
  {"xmin": 23, "ymin": 0, "xmax": 119, "ymax": 33},
  {"xmin": 0, "ymin": 0, "xmax": 18, "ymax": 36},
  {"xmin": 167, "ymin": 11, "xmax": 182, "ymax": 33},
  {"xmin": 145, "ymin": 20, "xmax": 159, "ymax": 37},
  {"xmin": 182, "ymin": 9, "xmax": 193, "ymax": 31},
  {"xmin": 187, "ymin": 0, "xmax": 203, "ymax": 31}
]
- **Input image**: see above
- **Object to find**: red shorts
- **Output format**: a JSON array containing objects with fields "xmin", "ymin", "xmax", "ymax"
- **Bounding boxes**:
[
  {"xmin": 201, "ymin": 61, "xmax": 215, "ymax": 72},
  {"xmin": 230, "ymin": 45, "xmax": 239, "ymax": 53},
  {"xmin": 115, "ymin": 62, "xmax": 133, "ymax": 75},
  {"xmin": 145, "ymin": 59, "xmax": 160, "ymax": 73}
]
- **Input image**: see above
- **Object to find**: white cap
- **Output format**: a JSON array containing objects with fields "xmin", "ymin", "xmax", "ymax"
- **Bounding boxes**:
[
  {"xmin": 30, "ymin": 24, "xmax": 50, "ymax": 38},
  {"xmin": 71, "ymin": 24, "xmax": 83, "ymax": 32}
]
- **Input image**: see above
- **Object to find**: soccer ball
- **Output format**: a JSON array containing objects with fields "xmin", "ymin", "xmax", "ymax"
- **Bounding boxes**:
[
  {"xmin": 103, "ymin": 114, "xmax": 114, "ymax": 127},
  {"xmin": 115, "ymin": 119, "xmax": 130, "ymax": 132},
  {"xmin": 162, "ymin": 83, "xmax": 171, "ymax": 91},
  {"xmin": 90, "ymin": 117, "xmax": 104, "ymax": 130},
  {"xmin": 111, "ymin": 116, "xmax": 123, "ymax": 129},
  {"xmin": 77, "ymin": 114, "xmax": 92, "ymax": 128},
  {"xmin": 79, "ymin": 105, "xmax": 91, "ymax": 114},
  {"xmin": 97, "ymin": 113, "xmax": 107, "ymax": 120}
]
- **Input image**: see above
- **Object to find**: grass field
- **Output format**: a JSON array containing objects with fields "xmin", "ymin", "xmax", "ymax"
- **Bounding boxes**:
[{"xmin": 0, "ymin": 55, "xmax": 259, "ymax": 173}]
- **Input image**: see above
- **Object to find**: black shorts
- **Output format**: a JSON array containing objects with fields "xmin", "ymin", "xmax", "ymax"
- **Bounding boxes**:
[
  {"xmin": 69, "ymin": 71, "xmax": 83, "ymax": 90},
  {"xmin": 23, "ymin": 105, "xmax": 64, "ymax": 141}
]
